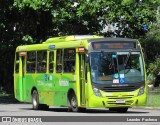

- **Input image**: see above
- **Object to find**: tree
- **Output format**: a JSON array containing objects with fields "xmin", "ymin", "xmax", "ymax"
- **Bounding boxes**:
[
  {"xmin": 102, "ymin": 0, "xmax": 159, "ymax": 38},
  {"xmin": 13, "ymin": 0, "xmax": 160, "ymax": 38},
  {"xmin": 141, "ymin": 4, "xmax": 160, "ymax": 63},
  {"xmin": 141, "ymin": 5, "xmax": 160, "ymax": 85},
  {"xmin": 0, "ymin": 0, "xmax": 15, "ymax": 92},
  {"xmin": 0, "ymin": 0, "xmax": 160, "ymax": 93}
]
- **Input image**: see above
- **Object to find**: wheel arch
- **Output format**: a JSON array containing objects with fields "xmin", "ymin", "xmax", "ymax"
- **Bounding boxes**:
[
  {"xmin": 31, "ymin": 86, "xmax": 38, "ymax": 95},
  {"xmin": 67, "ymin": 88, "xmax": 76, "ymax": 100}
]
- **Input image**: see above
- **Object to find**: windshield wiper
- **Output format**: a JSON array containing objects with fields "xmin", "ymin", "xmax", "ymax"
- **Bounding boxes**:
[
  {"xmin": 109, "ymin": 55, "xmax": 116, "ymax": 70},
  {"xmin": 124, "ymin": 50, "xmax": 131, "ymax": 68},
  {"xmin": 101, "ymin": 51, "xmax": 115, "ymax": 70}
]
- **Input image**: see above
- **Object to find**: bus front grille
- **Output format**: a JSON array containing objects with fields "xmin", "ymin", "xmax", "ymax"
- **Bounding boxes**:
[
  {"xmin": 101, "ymin": 86, "xmax": 136, "ymax": 92},
  {"xmin": 106, "ymin": 95, "xmax": 134, "ymax": 99},
  {"xmin": 107, "ymin": 100, "xmax": 134, "ymax": 106}
]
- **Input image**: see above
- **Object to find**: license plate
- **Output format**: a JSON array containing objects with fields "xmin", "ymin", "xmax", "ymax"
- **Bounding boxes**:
[{"xmin": 116, "ymin": 99, "xmax": 125, "ymax": 103}]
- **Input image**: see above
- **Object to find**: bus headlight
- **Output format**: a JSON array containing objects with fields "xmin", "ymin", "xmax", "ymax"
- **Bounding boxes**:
[
  {"xmin": 93, "ymin": 87, "xmax": 102, "ymax": 97},
  {"xmin": 138, "ymin": 86, "xmax": 144, "ymax": 96}
]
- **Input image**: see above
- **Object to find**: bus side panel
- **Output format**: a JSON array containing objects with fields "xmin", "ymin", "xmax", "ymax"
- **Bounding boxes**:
[
  {"xmin": 38, "ymin": 49, "xmax": 78, "ymax": 107},
  {"xmin": 24, "ymin": 73, "xmax": 51, "ymax": 104},
  {"xmin": 39, "ymin": 74, "xmax": 55, "ymax": 106},
  {"xmin": 35, "ymin": 73, "xmax": 55, "ymax": 106},
  {"xmin": 26, "ymin": 73, "xmax": 66, "ymax": 107},
  {"xmin": 23, "ymin": 73, "xmax": 48, "ymax": 104},
  {"xmin": 14, "ymin": 74, "xmax": 21, "ymax": 101},
  {"xmin": 61, "ymin": 74, "xmax": 76, "ymax": 106},
  {"xmin": 14, "ymin": 56, "xmax": 24, "ymax": 101},
  {"xmin": 24, "ymin": 74, "xmax": 36, "ymax": 102}
]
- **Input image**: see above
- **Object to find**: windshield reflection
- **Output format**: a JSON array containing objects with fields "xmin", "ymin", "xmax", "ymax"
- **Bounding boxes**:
[{"xmin": 90, "ymin": 52, "xmax": 144, "ymax": 84}]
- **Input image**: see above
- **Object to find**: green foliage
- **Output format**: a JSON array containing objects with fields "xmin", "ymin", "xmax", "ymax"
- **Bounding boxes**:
[
  {"xmin": 141, "ymin": 19, "xmax": 160, "ymax": 63},
  {"xmin": 22, "ymin": 35, "xmax": 34, "ymax": 43},
  {"xmin": 0, "ymin": 0, "xmax": 160, "ymax": 93},
  {"xmin": 103, "ymin": 0, "xmax": 159, "ymax": 38},
  {"xmin": 148, "ymin": 58, "xmax": 160, "ymax": 77},
  {"xmin": 0, "ymin": 87, "xmax": 6, "ymax": 96},
  {"xmin": 144, "ymin": 32, "xmax": 160, "ymax": 62},
  {"xmin": 141, "ymin": 6, "xmax": 160, "ymax": 85},
  {"xmin": 13, "ymin": 0, "xmax": 160, "ymax": 37},
  {"xmin": 14, "ymin": 0, "xmax": 52, "ymax": 11}
]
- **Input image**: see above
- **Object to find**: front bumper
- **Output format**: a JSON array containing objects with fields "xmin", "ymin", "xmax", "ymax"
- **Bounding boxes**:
[{"xmin": 87, "ymin": 92, "xmax": 147, "ymax": 108}]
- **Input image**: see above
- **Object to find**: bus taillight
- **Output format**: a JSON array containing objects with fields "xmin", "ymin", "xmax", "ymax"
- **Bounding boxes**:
[{"xmin": 19, "ymin": 52, "xmax": 26, "ymax": 56}]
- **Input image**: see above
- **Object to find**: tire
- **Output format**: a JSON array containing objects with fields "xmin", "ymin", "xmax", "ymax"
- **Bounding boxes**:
[
  {"xmin": 32, "ymin": 90, "xmax": 40, "ymax": 110},
  {"xmin": 68, "ymin": 93, "xmax": 78, "ymax": 112},
  {"xmin": 68, "ymin": 92, "xmax": 86, "ymax": 112},
  {"xmin": 67, "ymin": 99, "xmax": 72, "ymax": 112},
  {"xmin": 32, "ymin": 90, "xmax": 49, "ymax": 110}
]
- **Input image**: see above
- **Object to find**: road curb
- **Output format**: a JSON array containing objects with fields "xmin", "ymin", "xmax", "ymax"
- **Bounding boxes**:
[{"xmin": 132, "ymin": 106, "xmax": 160, "ymax": 110}]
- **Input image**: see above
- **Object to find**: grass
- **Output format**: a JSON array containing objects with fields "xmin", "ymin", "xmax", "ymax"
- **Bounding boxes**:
[
  {"xmin": 0, "ymin": 91, "xmax": 19, "ymax": 104},
  {"xmin": 147, "ymin": 87, "xmax": 160, "ymax": 107},
  {"xmin": 147, "ymin": 94, "xmax": 160, "ymax": 107},
  {"xmin": 0, "ymin": 90, "xmax": 8, "ymax": 98}
]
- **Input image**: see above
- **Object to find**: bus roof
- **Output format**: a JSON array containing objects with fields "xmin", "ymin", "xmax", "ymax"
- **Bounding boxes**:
[
  {"xmin": 16, "ymin": 35, "xmax": 103, "ymax": 52},
  {"xmin": 88, "ymin": 37, "xmax": 137, "ymax": 43},
  {"xmin": 43, "ymin": 35, "xmax": 102, "ymax": 44},
  {"xmin": 16, "ymin": 36, "xmax": 139, "ymax": 52}
]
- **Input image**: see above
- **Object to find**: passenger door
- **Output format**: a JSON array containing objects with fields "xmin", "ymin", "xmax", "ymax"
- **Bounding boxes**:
[
  {"xmin": 79, "ymin": 53, "xmax": 86, "ymax": 106},
  {"xmin": 18, "ymin": 52, "xmax": 26, "ymax": 101}
]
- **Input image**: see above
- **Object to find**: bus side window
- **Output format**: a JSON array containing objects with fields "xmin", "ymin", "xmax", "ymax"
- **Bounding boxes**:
[
  {"xmin": 49, "ymin": 52, "xmax": 54, "ymax": 73},
  {"xmin": 56, "ymin": 49, "xmax": 62, "ymax": 73},
  {"xmin": 63, "ymin": 49, "xmax": 75, "ymax": 73},
  {"xmin": 15, "ymin": 52, "xmax": 19, "ymax": 73},
  {"xmin": 37, "ymin": 51, "xmax": 47, "ymax": 73},
  {"xmin": 27, "ymin": 51, "xmax": 36, "ymax": 73}
]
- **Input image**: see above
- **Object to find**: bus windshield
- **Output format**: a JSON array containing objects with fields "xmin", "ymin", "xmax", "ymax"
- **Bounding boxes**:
[{"xmin": 90, "ymin": 51, "xmax": 144, "ymax": 84}]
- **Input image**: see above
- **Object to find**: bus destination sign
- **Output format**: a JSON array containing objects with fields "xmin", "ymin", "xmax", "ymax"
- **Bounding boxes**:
[{"xmin": 92, "ymin": 42, "xmax": 136, "ymax": 50}]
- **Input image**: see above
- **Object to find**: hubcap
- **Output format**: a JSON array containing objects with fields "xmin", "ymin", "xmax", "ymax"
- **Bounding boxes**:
[{"xmin": 33, "ymin": 94, "xmax": 37, "ymax": 107}]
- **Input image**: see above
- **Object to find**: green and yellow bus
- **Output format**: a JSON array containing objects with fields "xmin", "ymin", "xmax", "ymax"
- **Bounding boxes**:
[{"xmin": 14, "ymin": 35, "xmax": 146, "ymax": 113}]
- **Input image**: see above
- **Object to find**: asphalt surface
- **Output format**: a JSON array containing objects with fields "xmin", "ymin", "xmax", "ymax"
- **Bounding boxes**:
[{"xmin": 0, "ymin": 103, "xmax": 159, "ymax": 125}]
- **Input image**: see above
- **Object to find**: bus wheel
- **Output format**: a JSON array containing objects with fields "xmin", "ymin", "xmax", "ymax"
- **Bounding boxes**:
[
  {"xmin": 69, "ymin": 94, "xmax": 78, "ymax": 112},
  {"xmin": 32, "ymin": 90, "xmax": 40, "ymax": 110},
  {"xmin": 116, "ymin": 108, "xmax": 128, "ymax": 113},
  {"xmin": 67, "ymin": 99, "xmax": 72, "ymax": 112}
]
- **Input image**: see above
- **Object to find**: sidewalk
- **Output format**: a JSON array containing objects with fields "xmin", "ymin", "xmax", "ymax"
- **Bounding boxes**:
[{"xmin": 132, "ymin": 106, "xmax": 160, "ymax": 110}]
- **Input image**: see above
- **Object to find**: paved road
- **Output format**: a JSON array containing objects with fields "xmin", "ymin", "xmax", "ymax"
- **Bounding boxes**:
[
  {"xmin": 0, "ymin": 103, "xmax": 159, "ymax": 125},
  {"xmin": 0, "ymin": 103, "xmax": 159, "ymax": 116}
]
